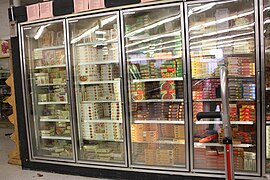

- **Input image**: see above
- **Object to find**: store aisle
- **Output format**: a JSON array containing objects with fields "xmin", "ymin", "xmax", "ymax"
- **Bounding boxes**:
[{"xmin": 0, "ymin": 127, "xmax": 104, "ymax": 180}]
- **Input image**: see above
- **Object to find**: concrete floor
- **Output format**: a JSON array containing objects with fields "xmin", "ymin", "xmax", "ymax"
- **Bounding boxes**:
[{"xmin": 0, "ymin": 127, "xmax": 103, "ymax": 180}]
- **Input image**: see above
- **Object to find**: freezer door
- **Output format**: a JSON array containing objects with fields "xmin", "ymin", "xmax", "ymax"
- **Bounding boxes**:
[
  {"xmin": 186, "ymin": 0, "xmax": 258, "ymax": 173},
  {"xmin": 263, "ymin": 0, "xmax": 270, "ymax": 174},
  {"xmin": 21, "ymin": 21, "xmax": 75, "ymax": 160},
  {"xmin": 68, "ymin": 12, "xmax": 126, "ymax": 165},
  {"xmin": 122, "ymin": 3, "xmax": 188, "ymax": 169}
]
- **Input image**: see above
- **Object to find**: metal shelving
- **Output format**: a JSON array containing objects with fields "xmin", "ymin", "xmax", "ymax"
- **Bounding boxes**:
[
  {"xmin": 35, "ymin": 64, "xmax": 66, "ymax": 69},
  {"xmin": 133, "ymin": 99, "xmax": 184, "ymax": 103},
  {"xmin": 38, "ymin": 101, "xmax": 68, "ymax": 105},
  {"xmin": 34, "ymin": 45, "xmax": 65, "ymax": 51},
  {"xmin": 36, "ymin": 83, "xmax": 66, "ymax": 87},
  {"xmin": 132, "ymin": 77, "xmax": 183, "ymax": 83},
  {"xmin": 133, "ymin": 140, "xmax": 185, "ymax": 145},
  {"xmin": 127, "ymin": 55, "xmax": 181, "ymax": 62},
  {"xmin": 82, "ymin": 120, "xmax": 122, "ymax": 123},
  {"xmin": 194, "ymin": 142, "xmax": 254, "ymax": 148},
  {"xmin": 194, "ymin": 121, "xmax": 254, "ymax": 125},
  {"xmin": 81, "ymin": 100, "xmax": 121, "ymax": 103},
  {"xmin": 40, "ymin": 119, "xmax": 70, "ymax": 122},
  {"xmin": 83, "ymin": 139, "xmax": 124, "ymax": 142},
  {"xmin": 41, "ymin": 136, "xmax": 72, "ymax": 140},
  {"xmin": 78, "ymin": 60, "xmax": 119, "ymax": 65},
  {"xmin": 79, "ymin": 80, "xmax": 120, "ymax": 85},
  {"xmin": 193, "ymin": 98, "xmax": 255, "ymax": 102},
  {"xmin": 133, "ymin": 120, "xmax": 184, "ymax": 124}
]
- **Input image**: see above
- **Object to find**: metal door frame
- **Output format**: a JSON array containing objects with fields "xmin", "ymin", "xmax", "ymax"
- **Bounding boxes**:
[
  {"xmin": 184, "ymin": 0, "xmax": 261, "ymax": 176},
  {"xmin": 19, "ymin": 19, "xmax": 76, "ymax": 163},
  {"xmin": 120, "ymin": 1, "xmax": 190, "ymax": 172},
  {"xmin": 66, "ymin": 11, "xmax": 128, "ymax": 168}
]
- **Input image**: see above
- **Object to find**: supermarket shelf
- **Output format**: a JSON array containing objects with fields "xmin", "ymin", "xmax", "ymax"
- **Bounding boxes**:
[
  {"xmin": 224, "ymin": 52, "xmax": 254, "ymax": 56},
  {"xmin": 38, "ymin": 101, "xmax": 68, "ymax": 105},
  {"xmin": 193, "ymin": 76, "xmax": 255, "ymax": 80},
  {"xmin": 34, "ymin": 45, "xmax": 65, "ymax": 51},
  {"xmin": 194, "ymin": 142, "xmax": 254, "ymax": 148},
  {"xmin": 193, "ymin": 98, "xmax": 255, "ymax": 102},
  {"xmin": 82, "ymin": 120, "xmax": 122, "ymax": 123},
  {"xmin": 83, "ymin": 138, "xmax": 123, "ymax": 142},
  {"xmin": 266, "ymin": 87, "xmax": 270, "ymax": 91},
  {"xmin": 0, "ymin": 57, "xmax": 9, "ymax": 60},
  {"xmin": 81, "ymin": 100, "xmax": 121, "ymax": 103},
  {"xmin": 40, "ymin": 119, "xmax": 70, "ymax": 122},
  {"xmin": 193, "ymin": 99, "xmax": 222, "ymax": 102},
  {"xmin": 133, "ymin": 99, "xmax": 184, "ymax": 103},
  {"xmin": 0, "ymin": 70, "xmax": 10, "ymax": 73},
  {"xmin": 41, "ymin": 136, "xmax": 72, "ymax": 140},
  {"xmin": 78, "ymin": 60, "xmax": 119, "ymax": 65},
  {"xmin": 76, "ymin": 42, "xmax": 107, "ymax": 47},
  {"xmin": 132, "ymin": 77, "xmax": 183, "ymax": 83},
  {"xmin": 0, "ymin": 77, "xmax": 8, "ymax": 80},
  {"xmin": 128, "ymin": 56, "xmax": 181, "ymax": 62},
  {"xmin": 107, "ymin": 39, "xmax": 117, "ymax": 43},
  {"xmin": 35, "ymin": 64, "xmax": 66, "ymax": 69},
  {"xmin": 195, "ymin": 121, "xmax": 254, "ymax": 125},
  {"xmin": 80, "ymin": 80, "xmax": 120, "ymax": 85},
  {"xmin": 133, "ymin": 140, "xmax": 185, "ymax": 145},
  {"xmin": 133, "ymin": 120, "xmax": 184, "ymax": 124},
  {"xmin": 36, "ymin": 83, "xmax": 66, "ymax": 87},
  {"xmin": 266, "ymin": 121, "xmax": 270, "ymax": 125}
]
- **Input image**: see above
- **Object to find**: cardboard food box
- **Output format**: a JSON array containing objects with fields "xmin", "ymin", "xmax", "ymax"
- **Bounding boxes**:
[{"xmin": 160, "ymin": 81, "xmax": 175, "ymax": 99}]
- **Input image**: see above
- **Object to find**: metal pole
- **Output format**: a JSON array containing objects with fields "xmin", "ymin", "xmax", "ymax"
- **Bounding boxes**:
[{"xmin": 220, "ymin": 66, "xmax": 234, "ymax": 180}]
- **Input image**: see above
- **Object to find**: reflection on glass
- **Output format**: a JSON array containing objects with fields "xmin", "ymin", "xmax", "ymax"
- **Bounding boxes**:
[
  {"xmin": 23, "ymin": 23, "xmax": 73, "ymax": 159},
  {"xmin": 70, "ymin": 14, "xmax": 125, "ymax": 164},
  {"xmin": 188, "ymin": 0, "xmax": 257, "ymax": 172},
  {"xmin": 124, "ymin": 5, "xmax": 186, "ymax": 168},
  {"xmin": 264, "ymin": 0, "xmax": 270, "ymax": 173}
]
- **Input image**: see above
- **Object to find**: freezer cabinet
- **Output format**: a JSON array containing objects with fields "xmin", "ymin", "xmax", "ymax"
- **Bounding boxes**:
[
  {"xmin": 262, "ymin": 0, "xmax": 270, "ymax": 174},
  {"xmin": 68, "ymin": 12, "xmax": 127, "ymax": 165},
  {"xmin": 121, "ymin": 3, "xmax": 189, "ymax": 170},
  {"xmin": 186, "ymin": 0, "xmax": 259, "ymax": 173},
  {"xmin": 21, "ymin": 20, "xmax": 75, "ymax": 161}
]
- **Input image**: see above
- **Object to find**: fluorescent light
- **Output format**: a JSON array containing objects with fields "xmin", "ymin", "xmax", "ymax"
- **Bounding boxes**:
[
  {"xmin": 190, "ymin": 37, "xmax": 254, "ymax": 50},
  {"xmin": 125, "ymin": 30, "xmax": 180, "ymax": 48},
  {"xmin": 190, "ymin": 31, "xmax": 254, "ymax": 46},
  {"xmin": 34, "ymin": 24, "xmax": 50, "ymax": 40},
  {"xmin": 125, "ymin": 14, "xmax": 181, "ymax": 38},
  {"xmin": 143, "ymin": 44, "xmax": 181, "ymax": 53},
  {"xmin": 71, "ymin": 25, "xmax": 99, "ymax": 44},
  {"xmin": 189, "ymin": 10, "xmax": 254, "ymax": 31},
  {"xmin": 202, "ymin": 41, "xmax": 249, "ymax": 50},
  {"xmin": 126, "ymin": 39, "xmax": 181, "ymax": 53},
  {"xmin": 264, "ymin": 19, "xmax": 270, "ymax": 24},
  {"xmin": 190, "ymin": 23, "xmax": 254, "ymax": 40},
  {"xmin": 188, "ymin": 0, "xmax": 238, "ymax": 16},
  {"xmin": 95, "ymin": 31, "xmax": 106, "ymax": 35},
  {"xmin": 100, "ymin": 16, "xmax": 117, "ymax": 27}
]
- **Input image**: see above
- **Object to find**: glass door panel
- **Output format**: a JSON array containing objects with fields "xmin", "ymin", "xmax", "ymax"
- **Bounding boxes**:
[
  {"xmin": 263, "ymin": 0, "xmax": 270, "ymax": 173},
  {"xmin": 187, "ymin": 0, "xmax": 257, "ymax": 172},
  {"xmin": 69, "ymin": 13, "xmax": 125, "ymax": 164},
  {"xmin": 123, "ymin": 4, "xmax": 187, "ymax": 168},
  {"xmin": 22, "ymin": 21, "xmax": 74, "ymax": 159}
]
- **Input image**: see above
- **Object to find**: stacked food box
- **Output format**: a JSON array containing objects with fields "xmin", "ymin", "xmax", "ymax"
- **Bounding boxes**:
[{"xmin": 239, "ymin": 104, "xmax": 255, "ymax": 122}]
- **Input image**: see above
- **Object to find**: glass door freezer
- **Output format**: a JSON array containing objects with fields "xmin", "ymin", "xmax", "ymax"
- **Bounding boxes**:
[
  {"xmin": 186, "ymin": 0, "xmax": 260, "ymax": 174},
  {"xmin": 261, "ymin": 0, "xmax": 270, "ymax": 174},
  {"xmin": 121, "ymin": 3, "xmax": 188, "ymax": 170},
  {"xmin": 20, "ymin": 20, "xmax": 75, "ymax": 161},
  {"xmin": 67, "ymin": 12, "xmax": 127, "ymax": 165}
]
